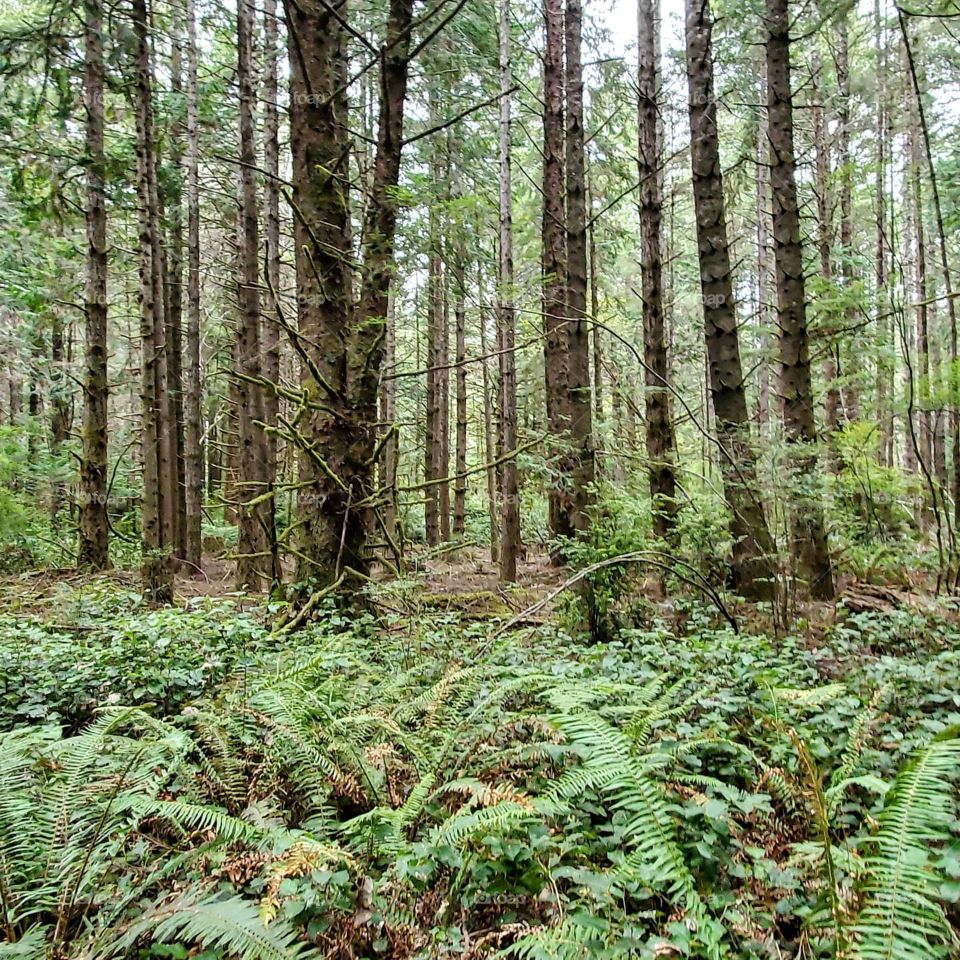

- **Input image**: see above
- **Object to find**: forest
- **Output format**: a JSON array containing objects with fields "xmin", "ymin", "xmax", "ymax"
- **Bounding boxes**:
[{"xmin": 1, "ymin": 0, "xmax": 960, "ymax": 953}]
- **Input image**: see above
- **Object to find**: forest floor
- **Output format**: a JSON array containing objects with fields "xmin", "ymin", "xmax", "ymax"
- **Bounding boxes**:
[{"xmin": 2, "ymin": 556, "xmax": 960, "ymax": 958}]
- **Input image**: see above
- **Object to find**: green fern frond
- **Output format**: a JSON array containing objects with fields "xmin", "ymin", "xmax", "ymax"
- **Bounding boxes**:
[
  {"xmin": 430, "ymin": 800, "xmax": 534, "ymax": 847},
  {"xmin": 0, "ymin": 924, "xmax": 49, "ymax": 960},
  {"xmin": 104, "ymin": 893, "xmax": 310, "ymax": 960},
  {"xmin": 127, "ymin": 797, "xmax": 275, "ymax": 845},
  {"xmin": 501, "ymin": 915, "xmax": 614, "ymax": 960},
  {"xmin": 849, "ymin": 735, "xmax": 960, "ymax": 960}
]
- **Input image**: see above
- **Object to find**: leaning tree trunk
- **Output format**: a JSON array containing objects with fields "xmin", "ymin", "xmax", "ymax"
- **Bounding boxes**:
[
  {"xmin": 498, "ymin": 0, "xmax": 521, "ymax": 582},
  {"xmin": 542, "ymin": 0, "xmax": 572, "ymax": 546},
  {"xmin": 564, "ymin": 0, "xmax": 595, "ymax": 535},
  {"xmin": 182, "ymin": 0, "xmax": 203, "ymax": 571},
  {"xmin": 685, "ymin": 0, "xmax": 777, "ymax": 600},
  {"xmin": 638, "ymin": 0, "xmax": 678, "ymax": 542},
  {"xmin": 78, "ymin": 0, "xmax": 110, "ymax": 571},
  {"xmin": 766, "ymin": 0, "xmax": 834, "ymax": 599}
]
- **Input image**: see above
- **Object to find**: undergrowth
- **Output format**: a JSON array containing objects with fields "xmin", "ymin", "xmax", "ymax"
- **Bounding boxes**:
[{"xmin": 1, "ymin": 581, "xmax": 960, "ymax": 958}]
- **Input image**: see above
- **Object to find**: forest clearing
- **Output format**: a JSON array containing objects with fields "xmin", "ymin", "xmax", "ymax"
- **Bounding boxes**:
[{"xmin": 2, "ymin": 0, "xmax": 960, "ymax": 954}]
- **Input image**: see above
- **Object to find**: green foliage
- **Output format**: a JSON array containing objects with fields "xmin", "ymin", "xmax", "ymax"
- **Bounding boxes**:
[
  {"xmin": 0, "ymin": 596, "xmax": 273, "ymax": 730},
  {"xmin": 0, "ymin": 709, "xmax": 308, "ymax": 960},
  {"xmin": 851, "ymin": 735, "xmax": 960, "ymax": 960},
  {"xmin": 3, "ymin": 582, "xmax": 960, "ymax": 957}
]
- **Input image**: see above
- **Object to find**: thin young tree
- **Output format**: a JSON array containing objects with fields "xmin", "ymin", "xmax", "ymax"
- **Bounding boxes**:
[
  {"xmin": 182, "ymin": 0, "xmax": 202, "ymax": 571},
  {"xmin": 498, "ymin": 0, "xmax": 520, "ymax": 582},
  {"xmin": 262, "ymin": 0, "xmax": 283, "ymax": 583}
]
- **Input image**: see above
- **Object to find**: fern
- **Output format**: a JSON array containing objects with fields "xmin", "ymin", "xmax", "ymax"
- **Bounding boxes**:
[
  {"xmin": 103, "ymin": 893, "xmax": 309, "ymax": 960},
  {"xmin": 537, "ymin": 687, "xmax": 724, "ymax": 958},
  {"xmin": 849, "ymin": 735, "xmax": 960, "ymax": 960}
]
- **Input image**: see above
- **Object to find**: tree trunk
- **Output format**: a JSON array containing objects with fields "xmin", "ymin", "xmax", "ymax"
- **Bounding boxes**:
[
  {"xmin": 262, "ymin": 0, "xmax": 282, "ymax": 582},
  {"xmin": 286, "ymin": 0, "xmax": 414, "ymax": 592},
  {"xmin": 132, "ymin": 0, "xmax": 173, "ymax": 602},
  {"xmin": 498, "ymin": 0, "xmax": 520, "ymax": 582},
  {"xmin": 757, "ymin": 54, "xmax": 773, "ymax": 429},
  {"xmin": 835, "ymin": 12, "xmax": 860, "ymax": 424},
  {"xmin": 588, "ymin": 188, "xmax": 602, "ymax": 428},
  {"xmin": 168, "ymin": 18, "xmax": 187, "ymax": 557},
  {"xmin": 381, "ymin": 290, "xmax": 399, "ymax": 545},
  {"xmin": 78, "ymin": 0, "xmax": 110, "ymax": 570},
  {"xmin": 766, "ymin": 0, "xmax": 834, "ymax": 599},
  {"xmin": 182, "ymin": 0, "xmax": 203, "ymax": 572},
  {"xmin": 235, "ymin": 0, "xmax": 269, "ymax": 590},
  {"xmin": 898, "ymin": 9, "xmax": 960, "ymax": 530},
  {"xmin": 638, "ymin": 0, "xmax": 678, "ymax": 541},
  {"xmin": 479, "ymin": 270, "xmax": 500, "ymax": 564},
  {"xmin": 874, "ymin": 0, "xmax": 893, "ymax": 466},
  {"xmin": 909, "ymin": 125, "xmax": 933, "ymax": 482},
  {"xmin": 424, "ymin": 120, "xmax": 443, "ymax": 546},
  {"xmin": 811, "ymin": 57, "xmax": 842, "ymax": 448},
  {"xmin": 564, "ymin": 0, "xmax": 595, "ymax": 535},
  {"xmin": 453, "ymin": 211, "xmax": 468, "ymax": 538},
  {"xmin": 542, "ymin": 0, "xmax": 571, "ymax": 545},
  {"xmin": 353, "ymin": 0, "xmax": 416, "ymax": 573},
  {"xmin": 286, "ymin": 0, "xmax": 353, "ymax": 584},
  {"xmin": 685, "ymin": 0, "xmax": 777, "ymax": 600},
  {"xmin": 49, "ymin": 311, "xmax": 70, "ymax": 522}
]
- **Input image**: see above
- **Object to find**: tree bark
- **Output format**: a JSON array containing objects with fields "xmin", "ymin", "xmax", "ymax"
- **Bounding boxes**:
[
  {"xmin": 564, "ymin": 0, "xmax": 595, "ymax": 535},
  {"xmin": 638, "ymin": 0, "xmax": 678, "ymax": 541},
  {"xmin": 235, "ymin": 0, "xmax": 270, "ymax": 590},
  {"xmin": 542, "ymin": 0, "xmax": 571, "ymax": 545},
  {"xmin": 453, "ymin": 204, "xmax": 468, "ymax": 538},
  {"xmin": 811, "ymin": 56, "xmax": 842, "ymax": 449},
  {"xmin": 498, "ymin": 0, "xmax": 520, "ymax": 582},
  {"xmin": 835, "ymin": 12, "xmax": 860, "ymax": 424},
  {"xmin": 424, "ymin": 137, "xmax": 444, "ymax": 545},
  {"xmin": 286, "ymin": 0, "xmax": 414, "ymax": 591},
  {"xmin": 78, "ymin": 0, "xmax": 110, "ymax": 571},
  {"xmin": 168, "ymin": 18, "xmax": 187, "ymax": 558},
  {"xmin": 182, "ymin": 0, "xmax": 203, "ymax": 571},
  {"xmin": 685, "ymin": 0, "xmax": 777, "ymax": 601},
  {"xmin": 132, "ymin": 0, "xmax": 173, "ymax": 602},
  {"xmin": 262, "ymin": 0, "xmax": 283, "ymax": 583},
  {"xmin": 766, "ymin": 0, "xmax": 834, "ymax": 599},
  {"xmin": 479, "ymin": 270, "xmax": 500, "ymax": 564}
]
